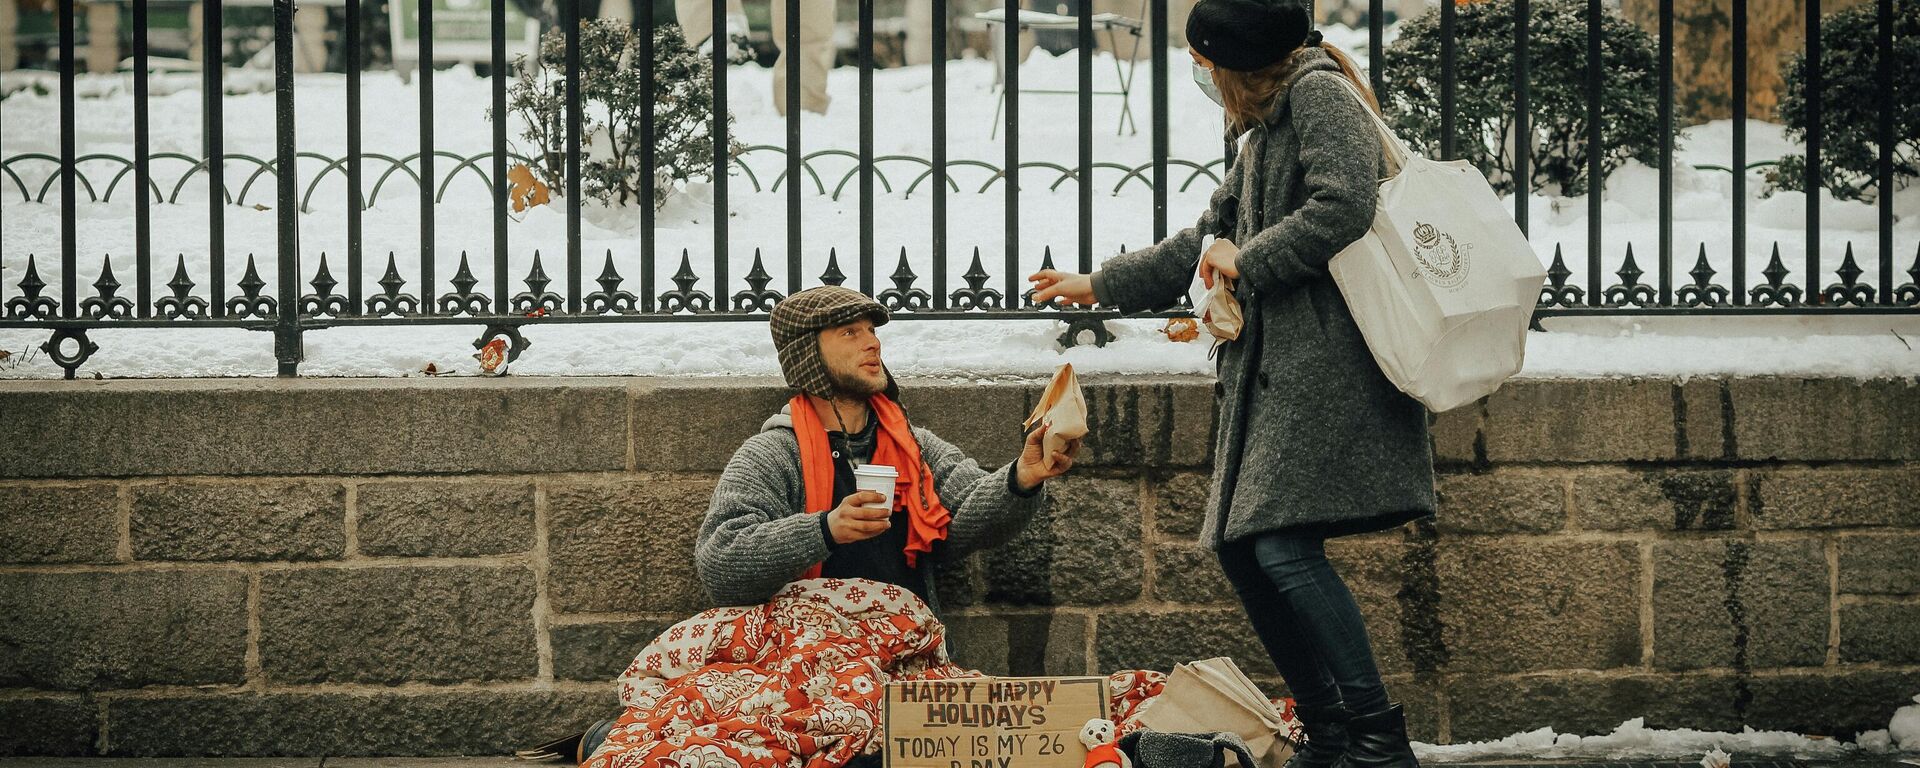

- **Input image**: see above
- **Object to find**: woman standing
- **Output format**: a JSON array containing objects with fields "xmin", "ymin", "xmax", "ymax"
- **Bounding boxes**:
[{"xmin": 1030, "ymin": 2, "xmax": 1435, "ymax": 768}]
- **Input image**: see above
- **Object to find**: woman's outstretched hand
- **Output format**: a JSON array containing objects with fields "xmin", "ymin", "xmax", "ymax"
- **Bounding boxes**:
[{"xmin": 1028, "ymin": 270, "xmax": 1097, "ymax": 307}]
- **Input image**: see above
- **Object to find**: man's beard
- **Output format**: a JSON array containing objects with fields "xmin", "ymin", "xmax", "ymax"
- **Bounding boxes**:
[{"xmin": 827, "ymin": 363, "xmax": 888, "ymax": 398}]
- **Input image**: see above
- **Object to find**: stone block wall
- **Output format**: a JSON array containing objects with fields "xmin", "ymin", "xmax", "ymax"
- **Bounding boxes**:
[{"xmin": 1, "ymin": 375, "xmax": 1916, "ymax": 756}]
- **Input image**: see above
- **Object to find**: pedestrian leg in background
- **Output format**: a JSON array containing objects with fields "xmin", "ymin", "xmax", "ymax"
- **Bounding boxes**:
[
  {"xmin": 186, "ymin": 1, "xmax": 201, "ymax": 62},
  {"xmin": 294, "ymin": 3, "xmax": 327, "ymax": 72},
  {"xmin": 903, "ymin": 0, "xmax": 932, "ymax": 66},
  {"xmin": 85, "ymin": 1, "xmax": 118, "ymax": 73},
  {"xmin": 673, "ymin": 0, "xmax": 746, "ymax": 48},
  {"xmin": 770, "ymin": 0, "xmax": 834, "ymax": 115},
  {"xmin": 0, "ymin": 0, "xmax": 19, "ymax": 72}
]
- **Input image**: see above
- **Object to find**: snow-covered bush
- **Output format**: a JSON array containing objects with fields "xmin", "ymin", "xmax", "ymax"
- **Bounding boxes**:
[
  {"xmin": 1768, "ymin": 0, "xmax": 1918, "ymax": 202},
  {"xmin": 1376, "ymin": 0, "xmax": 1678, "ymax": 196},
  {"xmin": 500, "ymin": 20, "xmax": 735, "ymax": 208}
]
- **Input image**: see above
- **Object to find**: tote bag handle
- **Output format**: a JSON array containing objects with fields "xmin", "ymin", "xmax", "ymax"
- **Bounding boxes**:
[{"xmin": 1331, "ymin": 77, "xmax": 1413, "ymax": 178}]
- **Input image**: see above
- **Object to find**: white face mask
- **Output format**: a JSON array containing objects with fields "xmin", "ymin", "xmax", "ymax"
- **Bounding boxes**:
[{"xmin": 1192, "ymin": 60, "xmax": 1223, "ymax": 106}]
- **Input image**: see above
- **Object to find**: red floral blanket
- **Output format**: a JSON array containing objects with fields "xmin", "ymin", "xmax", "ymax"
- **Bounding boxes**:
[{"xmin": 586, "ymin": 578, "xmax": 1170, "ymax": 768}]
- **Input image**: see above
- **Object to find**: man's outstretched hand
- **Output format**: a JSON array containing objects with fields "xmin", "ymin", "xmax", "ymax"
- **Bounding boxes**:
[{"xmin": 1014, "ymin": 423, "xmax": 1081, "ymax": 492}]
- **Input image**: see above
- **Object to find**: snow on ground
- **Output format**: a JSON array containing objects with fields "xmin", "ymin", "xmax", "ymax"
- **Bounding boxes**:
[
  {"xmin": 2, "ymin": 312, "xmax": 1916, "ymax": 380},
  {"xmin": 2, "ymin": 26, "xmax": 1916, "ymax": 378},
  {"xmin": 1415, "ymin": 718, "xmax": 1871, "ymax": 763},
  {"xmin": 1415, "ymin": 696, "xmax": 1920, "ymax": 762}
]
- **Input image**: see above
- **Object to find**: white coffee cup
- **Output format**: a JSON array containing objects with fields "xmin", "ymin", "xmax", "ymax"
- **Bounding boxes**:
[{"xmin": 851, "ymin": 464, "xmax": 898, "ymax": 511}]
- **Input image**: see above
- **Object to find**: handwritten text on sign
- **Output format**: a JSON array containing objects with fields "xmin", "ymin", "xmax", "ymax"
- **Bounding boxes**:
[{"xmin": 884, "ymin": 677, "xmax": 1108, "ymax": 768}]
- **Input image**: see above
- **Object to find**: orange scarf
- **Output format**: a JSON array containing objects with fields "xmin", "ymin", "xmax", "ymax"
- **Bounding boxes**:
[{"xmin": 790, "ymin": 393, "xmax": 952, "ymax": 579}]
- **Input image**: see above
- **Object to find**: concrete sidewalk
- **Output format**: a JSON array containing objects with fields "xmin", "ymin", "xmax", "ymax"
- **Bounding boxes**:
[
  {"xmin": 2, "ymin": 759, "xmax": 1918, "ymax": 768},
  {"xmin": 0, "ymin": 761, "xmax": 520, "ymax": 768}
]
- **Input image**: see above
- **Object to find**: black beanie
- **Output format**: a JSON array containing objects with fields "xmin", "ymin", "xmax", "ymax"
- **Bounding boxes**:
[{"xmin": 1186, "ymin": 0, "xmax": 1318, "ymax": 72}]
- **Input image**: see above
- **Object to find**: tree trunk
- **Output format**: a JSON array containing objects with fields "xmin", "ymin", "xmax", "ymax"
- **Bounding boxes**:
[{"xmin": 1621, "ymin": 0, "xmax": 1866, "ymax": 124}]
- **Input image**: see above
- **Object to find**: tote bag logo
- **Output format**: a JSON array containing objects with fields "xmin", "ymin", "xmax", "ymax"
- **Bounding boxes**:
[{"xmin": 1408, "ymin": 221, "xmax": 1472, "ymax": 289}]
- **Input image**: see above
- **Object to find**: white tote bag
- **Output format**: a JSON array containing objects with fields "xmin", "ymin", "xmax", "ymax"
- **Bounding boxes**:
[{"xmin": 1326, "ymin": 81, "xmax": 1548, "ymax": 413}]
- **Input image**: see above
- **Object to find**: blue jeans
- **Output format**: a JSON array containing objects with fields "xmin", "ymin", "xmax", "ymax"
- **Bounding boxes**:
[{"xmin": 1217, "ymin": 533, "xmax": 1391, "ymax": 715}]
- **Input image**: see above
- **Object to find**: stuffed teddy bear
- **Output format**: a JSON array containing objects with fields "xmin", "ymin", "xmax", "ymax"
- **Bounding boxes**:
[{"xmin": 1080, "ymin": 718, "xmax": 1131, "ymax": 768}]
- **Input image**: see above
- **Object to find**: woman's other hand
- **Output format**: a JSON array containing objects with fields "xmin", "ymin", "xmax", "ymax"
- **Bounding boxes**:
[
  {"xmin": 1028, "ymin": 270, "xmax": 1097, "ymax": 307},
  {"xmin": 1199, "ymin": 238, "xmax": 1241, "ymax": 289}
]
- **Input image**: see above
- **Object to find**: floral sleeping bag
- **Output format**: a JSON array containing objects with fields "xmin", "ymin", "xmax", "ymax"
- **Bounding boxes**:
[{"xmin": 584, "ymin": 578, "xmax": 1171, "ymax": 768}]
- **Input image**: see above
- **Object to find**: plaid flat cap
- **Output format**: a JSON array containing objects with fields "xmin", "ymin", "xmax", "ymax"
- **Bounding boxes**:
[{"xmin": 770, "ymin": 286, "xmax": 891, "ymax": 399}]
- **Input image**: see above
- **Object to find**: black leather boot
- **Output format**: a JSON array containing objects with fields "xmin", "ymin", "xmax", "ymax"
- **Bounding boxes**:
[
  {"xmin": 1283, "ymin": 702, "xmax": 1354, "ymax": 768},
  {"xmin": 1331, "ymin": 703, "xmax": 1419, "ymax": 768}
]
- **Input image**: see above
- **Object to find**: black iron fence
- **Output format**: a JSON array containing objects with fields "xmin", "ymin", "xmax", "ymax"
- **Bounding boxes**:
[{"xmin": 1, "ymin": 0, "xmax": 1914, "ymax": 378}]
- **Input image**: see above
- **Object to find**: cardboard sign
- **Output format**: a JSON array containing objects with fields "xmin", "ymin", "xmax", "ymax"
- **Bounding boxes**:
[{"xmin": 884, "ymin": 676, "xmax": 1109, "ymax": 768}]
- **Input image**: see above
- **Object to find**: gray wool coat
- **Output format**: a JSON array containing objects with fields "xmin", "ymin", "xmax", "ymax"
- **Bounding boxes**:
[{"xmin": 1091, "ymin": 50, "xmax": 1436, "ymax": 549}]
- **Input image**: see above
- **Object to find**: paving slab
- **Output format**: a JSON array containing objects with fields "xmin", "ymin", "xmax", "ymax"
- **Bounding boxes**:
[
  {"xmin": 0, "ymin": 761, "xmax": 322, "ymax": 768},
  {"xmin": 1, "ymin": 754, "xmax": 1913, "ymax": 767}
]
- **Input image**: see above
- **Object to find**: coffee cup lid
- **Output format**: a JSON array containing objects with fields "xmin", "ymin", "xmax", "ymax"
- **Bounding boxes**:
[{"xmin": 853, "ymin": 464, "xmax": 898, "ymax": 476}]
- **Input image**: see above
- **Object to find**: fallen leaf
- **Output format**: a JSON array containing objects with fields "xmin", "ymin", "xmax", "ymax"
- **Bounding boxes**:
[
  {"xmin": 524, "ymin": 307, "xmax": 549, "ymax": 318},
  {"xmin": 0, "ymin": 349, "xmax": 11, "ymax": 362},
  {"xmin": 474, "ymin": 338, "xmax": 509, "ymax": 375},
  {"xmin": 508, "ymin": 164, "xmax": 551, "ymax": 213},
  {"xmin": 252, "ymin": 203, "xmax": 271, "ymax": 211},
  {"xmin": 1160, "ymin": 317, "xmax": 1201, "ymax": 343},
  {"xmin": 422, "ymin": 362, "xmax": 448, "ymax": 376}
]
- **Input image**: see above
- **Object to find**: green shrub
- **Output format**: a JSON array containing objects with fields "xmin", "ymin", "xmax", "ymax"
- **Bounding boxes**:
[
  {"xmin": 1769, "ymin": 0, "xmax": 1919, "ymax": 202},
  {"xmin": 501, "ymin": 20, "xmax": 736, "ymax": 208},
  {"xmin": 1377, "ymin": 0, "xmax": 1678, "ymax": 197}
]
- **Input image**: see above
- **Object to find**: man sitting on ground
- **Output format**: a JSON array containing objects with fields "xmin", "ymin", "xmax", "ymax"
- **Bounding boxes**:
[{"xmin": 696, "ymin": 286, "xmax": 1080, "ymax": 610}]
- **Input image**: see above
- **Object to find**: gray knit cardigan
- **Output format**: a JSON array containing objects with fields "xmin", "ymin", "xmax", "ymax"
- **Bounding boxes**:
[{"xmin": 694, "ymin": 408, "xmax": 1048, "ymax": 609}]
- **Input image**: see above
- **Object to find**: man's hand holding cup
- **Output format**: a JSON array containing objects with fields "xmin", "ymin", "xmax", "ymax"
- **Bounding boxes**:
[
  {"xmin": 827, "ymin": 491, "xmax": 892, "ymax": 544},
  {"xmin": 828, "ymin": 464, "xmax": 900, "ymax": 545}
]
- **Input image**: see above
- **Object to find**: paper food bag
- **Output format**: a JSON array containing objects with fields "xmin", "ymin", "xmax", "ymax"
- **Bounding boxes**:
[
  {"xmin": 1136, "ymin": 657, "xmax": 1298, "ymax": 768},
  {"xmin": 1024, "ymin": 363, "xmax": 1089, "ymax": 464},
  {"xmin": 1188, "ymin": 236, "xmax": 1244, "ymax": 343}
]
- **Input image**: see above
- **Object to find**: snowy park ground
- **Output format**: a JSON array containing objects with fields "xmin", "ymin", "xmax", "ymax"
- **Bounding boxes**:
[{"xmin": 1, "ymin": 25, "xmax": 1917, "ymax": 379}]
